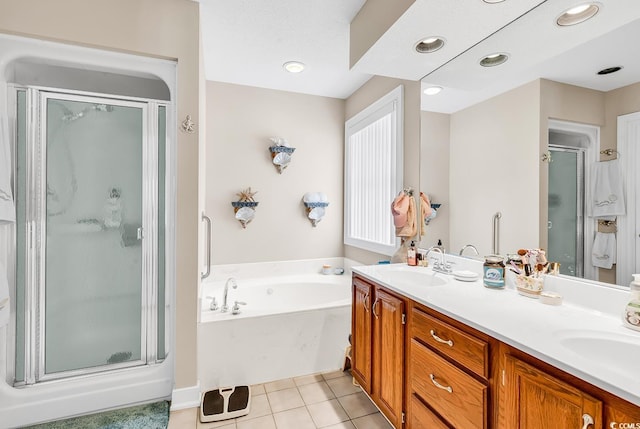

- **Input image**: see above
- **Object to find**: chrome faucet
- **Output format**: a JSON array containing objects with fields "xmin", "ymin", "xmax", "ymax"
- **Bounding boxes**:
[
  {"xmin": 221, "ymin": 277, "xmax": 238, "ymax": 313},
  {"xmin": 459, "ymin": 244, "xmax": 480, "ymax": 257},
  {"xmin": 426, "ymin": 246, "xmax": 452, "ymax": 274}
]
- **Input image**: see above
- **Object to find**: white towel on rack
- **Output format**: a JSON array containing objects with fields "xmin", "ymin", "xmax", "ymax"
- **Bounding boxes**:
[
  {"xmin": 0, "ymin": 259, "xmax": 9, "ymax": 328},
  {"xmin": 592, "ymin": 232, "xmax": 616, "ymax": 269},
  {"xmin": 588, "ymin": 159, "xmax": 625, "ymax": 218},
  {"xmin": 0, "ymin": 81, "xmax": 16, "ymax": 224}
]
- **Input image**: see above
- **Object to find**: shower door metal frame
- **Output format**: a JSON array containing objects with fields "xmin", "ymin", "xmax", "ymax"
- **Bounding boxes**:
[{"xmin": 15, "ymin": 86, "xmax": 167, "ymax": 384}]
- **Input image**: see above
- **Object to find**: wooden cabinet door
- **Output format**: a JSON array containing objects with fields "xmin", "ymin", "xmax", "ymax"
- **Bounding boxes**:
[
  {"xmin": 373, "ymin": 287, "xmax": 405, "ymax": 428},
  {"xmin": 504, "ymin": 355, "xmax": 602, "ymax": 429},
  {"xmin": 352, "ymin": 278, "xmax": 372, "ymax": 393}
]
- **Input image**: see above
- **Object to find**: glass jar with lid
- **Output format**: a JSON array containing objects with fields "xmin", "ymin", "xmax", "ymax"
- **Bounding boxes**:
[{"xmin": 483, "ymin": 255, "xmax": 505, "ymax": 289}]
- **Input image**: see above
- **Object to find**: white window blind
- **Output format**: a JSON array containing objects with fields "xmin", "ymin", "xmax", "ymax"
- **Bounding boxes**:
[{"xmin": 344, "ymin": 85, "xmax": 403, "ymax": 255}]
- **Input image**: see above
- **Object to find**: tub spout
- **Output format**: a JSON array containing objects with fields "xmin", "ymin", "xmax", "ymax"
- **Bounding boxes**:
[{"xmin": 222, "ymin": 277, "xmax": 238, "ymax": 313}]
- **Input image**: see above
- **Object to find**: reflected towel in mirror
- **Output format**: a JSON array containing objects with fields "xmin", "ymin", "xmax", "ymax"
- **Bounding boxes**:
[
  {"xmin": 592, "ymin": 232, "xmax": 616, "ymax": 269},
  {"xmin": 589, "ymin": 159, "xmax": 625, "ymax": 218},
  {"xmin": 392, "ymin": 192, "xmax": 416, "ymax": 238},
  {"xmin": 420, "ymin": 192, "xmax": 433, "ymax": 235}
]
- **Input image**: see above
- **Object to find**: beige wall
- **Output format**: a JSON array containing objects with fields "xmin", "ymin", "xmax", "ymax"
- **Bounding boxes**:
[
  {"xmin": 603, "ymin": 81, "xmax": 640, "ymax": 150},
  {"xmin": 345, "ymin": 76, "xmax": 421, "ymax": 264},
  {"xmin": 206, "ymin": 82, "xmax": 345, "ymax": 264},
  {"xmin": 0, "ymin": 0, "xmax": 200, "ymax": 389},
  {"xmin": 419, "ymin": 111, "xmax": 450, "ymax": 250},
  {"xmin": 450, "ymin": 80, "xmax": 541, "ymax": 256}
]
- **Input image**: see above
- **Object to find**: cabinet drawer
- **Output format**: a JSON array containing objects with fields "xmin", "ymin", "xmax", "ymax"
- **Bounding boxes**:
[
  {"xmin": 411, "ymin": 307, "xmax": 488, "ymax": 378},
  {"xmin": 410, "ymin": 394, "xmax": 450, "ymax": 429},
  {"xmin": 411, "ymin": 339, "xmax": 487, "ymax": 429}
]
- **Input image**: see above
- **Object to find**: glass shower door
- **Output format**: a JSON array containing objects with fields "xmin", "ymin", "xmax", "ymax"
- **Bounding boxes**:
[
  {"xmin": 547, "ymin": 148, "xmax": 584, "ymax": 277},
  {"xmin": 13, "ymin": 86, "xmax": 167, "ymax": 386},
  {"xmin": 42, "ymin": 95, "xmax": 145, "ymax": 376}
]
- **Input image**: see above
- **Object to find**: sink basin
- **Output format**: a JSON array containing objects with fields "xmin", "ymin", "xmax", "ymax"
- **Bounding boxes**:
[
  {"xmin": 378, "ymin": 266, "xmax": 448, "ymax": 287},
  {"xmin": 555, "ymin": 330, "xmax": 640, "ymax": 373}
]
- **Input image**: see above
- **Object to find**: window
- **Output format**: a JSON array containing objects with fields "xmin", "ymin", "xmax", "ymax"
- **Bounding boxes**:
[{"xmin": 344, "ymin": 85, "xmax": 403, "ymax": 255}]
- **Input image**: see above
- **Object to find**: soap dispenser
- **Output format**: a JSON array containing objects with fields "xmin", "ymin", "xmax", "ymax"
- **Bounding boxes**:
[
  {"xmin": 407, "ymin": 241, "xmax": 417, "ymax": 266},
  {"xmin": 622, "ymin": 274, "xmax": 640, "ymax": 332}
]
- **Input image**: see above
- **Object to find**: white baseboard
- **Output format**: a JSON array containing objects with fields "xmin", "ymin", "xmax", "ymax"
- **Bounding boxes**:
[{"xmin": 171, "ymin": 382, "xmax": 201, "ymax": 411}]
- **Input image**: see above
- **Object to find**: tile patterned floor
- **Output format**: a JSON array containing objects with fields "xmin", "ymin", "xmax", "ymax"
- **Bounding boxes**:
[{"xmin": 168, "ymin": 370, "xmax": 394, "ymax": 429}]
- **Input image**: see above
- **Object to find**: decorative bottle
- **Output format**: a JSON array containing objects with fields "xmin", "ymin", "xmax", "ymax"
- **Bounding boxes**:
[{"xmin": 622, "ymin": 274, "xmax": 640, "ymax": 332}]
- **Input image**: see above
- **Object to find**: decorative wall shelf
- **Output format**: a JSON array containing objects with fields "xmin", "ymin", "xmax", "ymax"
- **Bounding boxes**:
[
  {"xmin": 302, "ymin": 192, "xmax": 329, "ymax": 227},
  {"xmin": 232, "ymin": 188, "xmax": 259, "ymax": 228},
  {"xmin": 269, "ymin": 137, "xmax": 296, "ymax": 174}
]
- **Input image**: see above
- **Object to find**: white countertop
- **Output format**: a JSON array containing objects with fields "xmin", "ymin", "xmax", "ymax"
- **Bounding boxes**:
[{"xmin": 352, "ymin": 261, "xmax": 640, "ymax": 407}]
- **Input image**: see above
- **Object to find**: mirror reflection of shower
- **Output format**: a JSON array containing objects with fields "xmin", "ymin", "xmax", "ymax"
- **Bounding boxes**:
[{"xmin": 547, "ymin": 120, "xmax": 600, "ymax": 281}]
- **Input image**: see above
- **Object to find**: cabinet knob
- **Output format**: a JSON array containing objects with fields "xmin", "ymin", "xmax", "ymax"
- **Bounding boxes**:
[{"xmin": 581, "ymin": 413, "xmax": 594, "ymax": 429}]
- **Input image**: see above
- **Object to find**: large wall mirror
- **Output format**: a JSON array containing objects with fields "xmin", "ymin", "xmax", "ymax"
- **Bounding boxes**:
[{"xmin": 418, "ymin": 0, "xmax": 640, "ymax": 287}]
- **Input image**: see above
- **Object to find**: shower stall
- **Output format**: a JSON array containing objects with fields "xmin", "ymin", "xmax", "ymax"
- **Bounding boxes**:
[
  {"xmin": 11, "ymin": 88, "xmax": 168, "ymax": 384},
  {"xmin": 0, "ymin": 34, "xmax": 176, "ymax": 428},
  {"xmin": 547, "ymin": 120, "xmax": 600, "ymax": 281}
]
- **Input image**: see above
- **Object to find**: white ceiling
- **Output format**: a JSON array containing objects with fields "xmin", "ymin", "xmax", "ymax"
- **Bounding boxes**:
[
  {"xmin": 420, "ymin": 0, "xmax": 640, "ymax": 113},
  {"xmin": 198, "ymin": 0, "xmax": 371, "ymax": 99},
  {"xmin": 199, "ymin": 0, "xmax": 640, "ymax": 112}
]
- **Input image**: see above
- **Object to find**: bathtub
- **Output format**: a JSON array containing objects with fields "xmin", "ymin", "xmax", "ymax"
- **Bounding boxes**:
[{"xmin": 198, "ymin": 258, "xmax": 357, "ymax": 391}]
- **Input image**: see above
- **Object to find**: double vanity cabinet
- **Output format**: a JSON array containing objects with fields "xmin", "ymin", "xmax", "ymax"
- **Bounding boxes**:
[{"xmin": 351, "ymin": 271, "xmax": 640, "ymax": 429}]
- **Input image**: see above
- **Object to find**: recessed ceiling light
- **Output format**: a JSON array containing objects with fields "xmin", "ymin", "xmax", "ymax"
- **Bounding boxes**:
[
  {"xmin": 483, "ymin": 0, "xmax": 506, "ymax": 3},
  {"xmin": 283, "ymin": 61, "xmax": 305, "ymax": 73},
  {"xmin": 597, "ymin": 66, "xmax": 622, "ymax": 75},
  {"xmin": 479, "ymin": 53, "xmax": 509, "ymax": 67},
  {"xmin": 423, "ymin": 86, "xmax": 443, "ymax": 96},
  {"xmin": 556, "ymin": 3, "xmax": 600, "ymax": 26},
  {"xmin": 415, "ymin": 37, "xmax": 445, "ymax": 54}
]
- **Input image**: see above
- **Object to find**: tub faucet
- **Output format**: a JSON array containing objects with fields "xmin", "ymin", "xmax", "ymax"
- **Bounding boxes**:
[
  {"xmin": 221, "ymin": 277, "xmax": 238, "ymax": 313},
  {"xmin": 459, "ymin": 244, "xmax": 479, "ymax": 257},
  {"xmin": 426, "ymin": 246, "xmax": 452, "ymax": 274}
]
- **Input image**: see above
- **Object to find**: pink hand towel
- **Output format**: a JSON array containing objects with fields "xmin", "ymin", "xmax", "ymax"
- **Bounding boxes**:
[{"xmin": 391, "ymin": 192, "xmax": 410, "ymax": 228}]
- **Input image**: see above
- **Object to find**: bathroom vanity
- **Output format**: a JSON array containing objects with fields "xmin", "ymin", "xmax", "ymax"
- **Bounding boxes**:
[{"xmin": 351, "ymin": 261, "xmax": 640, "ymax": 428}]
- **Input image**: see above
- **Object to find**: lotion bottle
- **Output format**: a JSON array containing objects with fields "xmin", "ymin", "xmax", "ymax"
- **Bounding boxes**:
[
  {"xmin": 407, "ymin": 241, "xmax": 417, "ymax": 266},
  {"xmin": 622, "ymin": 274, "xmax": 640, "ymax": 332}
]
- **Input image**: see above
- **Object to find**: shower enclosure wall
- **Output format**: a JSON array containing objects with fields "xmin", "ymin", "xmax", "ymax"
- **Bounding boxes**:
[{"xmin": 0, "ymin": 34, "xmax": 176, "ymax": 428}]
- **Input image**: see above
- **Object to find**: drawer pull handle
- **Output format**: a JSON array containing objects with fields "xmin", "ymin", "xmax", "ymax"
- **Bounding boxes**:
[
  {"xmin": 363, "ymin": 293, "xmax": 370, "ymax": 312},
  {"xmin": 581, "ymin": 413, "xmax": 594, "ymax": 429},
  {"xmin": 372, "ymin": 298, "xmax": 380, "ymax": 319},
  {"xmin": 429, "ymin": 374, "xmax": 453, "ymax": 393},
  {"xmin": 430, "ymin": 330, "xmax": 454, "ymax": 347}
]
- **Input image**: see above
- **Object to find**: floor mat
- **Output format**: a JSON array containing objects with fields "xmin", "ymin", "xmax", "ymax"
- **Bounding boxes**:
[{"xmin": 24, "ymin": 401, "xmax": 170, "ymax": 429}]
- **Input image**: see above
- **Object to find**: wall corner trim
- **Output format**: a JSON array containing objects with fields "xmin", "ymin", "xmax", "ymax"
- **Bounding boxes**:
[{"xmin": 171, "ymin": 382, "xmax": 201, "ymax": 411}]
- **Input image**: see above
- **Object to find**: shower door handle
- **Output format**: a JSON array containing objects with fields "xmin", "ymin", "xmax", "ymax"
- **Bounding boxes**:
[{"xmin": 201, "ymin": 214, "xmax": 212, "ymax": 280}]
